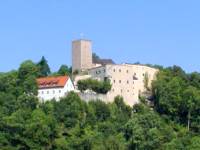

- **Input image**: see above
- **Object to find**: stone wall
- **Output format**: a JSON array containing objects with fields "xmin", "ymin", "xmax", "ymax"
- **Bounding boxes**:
[{"xmin": 78, "ymin": 92, "xmax": 109, "ymax": 103}]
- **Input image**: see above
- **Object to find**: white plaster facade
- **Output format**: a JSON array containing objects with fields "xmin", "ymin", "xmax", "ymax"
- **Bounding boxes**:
[
  {"xmin": 88, "ymin": 64, "xmax": 159, "ymax": 106},
  {"xmin": 37, "ymin": 77, "xmax": 75, "ymax": 102}
]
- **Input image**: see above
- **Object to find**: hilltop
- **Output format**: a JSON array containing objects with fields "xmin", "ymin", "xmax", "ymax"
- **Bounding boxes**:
[{"xmin": 1, "ymin": 57, "xmax": 200, "ymax": 149}]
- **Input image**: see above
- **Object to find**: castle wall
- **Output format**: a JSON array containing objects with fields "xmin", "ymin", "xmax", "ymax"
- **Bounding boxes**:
[{"xmin": 88, "ymin": 64, "xmax": 158, "ymax": 106}]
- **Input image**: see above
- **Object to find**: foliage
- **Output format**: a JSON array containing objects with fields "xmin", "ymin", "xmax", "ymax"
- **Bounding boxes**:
[
  {"xmin": 77, "ymin": 78, "xmax": 112, "ymax": 94},
  {"xmin": 152, "ymin": 65, "xmax": 200, "ymax": 132},
  {"xmin": 57, "ymin": 65, "xmax": 71, "ymax": 76},
  {"xmin": 37, "ymin": 56, "xmax": 51, "ymax": 77},
  {"xmin": 1, "ymin": 61, "xmax": 200, "ymax": 149}
]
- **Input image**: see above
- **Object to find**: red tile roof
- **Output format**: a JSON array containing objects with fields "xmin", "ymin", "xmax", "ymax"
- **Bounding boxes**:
[{"xmin": 37, "ymin": 76, "xmax": 69, "ymax": 89}]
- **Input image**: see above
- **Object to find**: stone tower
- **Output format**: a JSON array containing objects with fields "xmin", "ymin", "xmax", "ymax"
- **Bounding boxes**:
[{"xmin": 72, "ymin": 39, "xmax": 93, "ymax": 72}]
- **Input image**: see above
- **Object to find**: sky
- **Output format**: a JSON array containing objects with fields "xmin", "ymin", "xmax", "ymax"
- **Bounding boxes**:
[{"xmin": 0, "ymin": 0, "xmax": 200, "ymax": 73}]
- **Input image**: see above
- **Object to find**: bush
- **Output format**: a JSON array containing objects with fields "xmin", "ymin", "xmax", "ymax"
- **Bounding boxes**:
[{"xmin": 77, "ymin": 78, "xmax": 112, "ymax": 94}]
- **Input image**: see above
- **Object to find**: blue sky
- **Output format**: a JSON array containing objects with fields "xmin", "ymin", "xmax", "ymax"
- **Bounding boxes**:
[{"xmin": 0, "ymin": 0, "xmax": 200, "ymax": 73}]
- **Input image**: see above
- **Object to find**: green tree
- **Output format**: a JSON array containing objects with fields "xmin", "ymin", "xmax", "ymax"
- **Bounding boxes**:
[
  {"xmin": 58, "ymin": 65, "xmax": 70, "ymax": 76},
  {"xmin": 24, "ymin": 109, "xmax": 57, "ymax": 149},
  {"xmin": 37, "ymin": 56, "xmax": 51, "ymax": 77},
  {"xmin": 186, "ymin": 136, "xmax": 200, "ymax": 150},
  {"xmin": 54, "ymin": 92, "xmax": 86, "ymax": 128},
  {"xmin": 88, "ymin": 100, "xmax": 110, "ymax": 122},
  {"xmin": 77, "ymin": 78, "xmax": 112, "ymax": 94},
  {"xmin": 18, "ymin": 60, "xmax": 38, "ymax": 80},
  {"xmin": 18, "ymin": 60, "xmax": 39, "ymax": 95},
  {"xmin": 182, "ymin": 86, "xmax": 200, "ymax": 131},
  {"xmin": 124, "ymin": 105, "xmax": 176, "ymax": 150}
]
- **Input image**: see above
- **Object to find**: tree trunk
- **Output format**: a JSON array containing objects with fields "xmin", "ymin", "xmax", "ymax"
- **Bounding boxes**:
[{"xmin": 187, "ymin": 110, "xmax": 191, "ymax": 131}]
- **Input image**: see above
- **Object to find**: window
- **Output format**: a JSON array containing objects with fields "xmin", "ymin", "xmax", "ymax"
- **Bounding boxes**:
[
  {"xmin": 121, "ymin": 89, "xmax": 123, "ymax": 93},
  {"xmin": 127, "ymin": 90, "xmax": 129, "ymax": 92},
  {"xmin": 59, "ymin": 90, "xmax": 61, "ymax": 93},
  {"xmin": 127, "ymin": 70, "xmax": 129, "ymax": 73},
  {"xmin": 96, "ymin": 70, "xmax": 101, "ymax": 74},
  {"xmin": 113, "ymin": 80, "xmax": 115, "ymax": 83},
  {"xmin": 119, "ymin": 80, "xmax": 121, "ymax": 83},
  {"xmin": 53, "ymin": 90, "xmax": 55, "ymax": 94},
  {"xmin": 112, "ymin": 89, "xmax": 115, "ymax": 92},
  {"xmin": 119, "ymin": 69, "xmax": 121, "ymax": 72},
  {"xmin": 113, "ymin": 69, "xmax": 115, "ymax": 72},
  {"xmin": 104, "ymin": 77, "xmax": 108, "ymax": 81},
  {"xmin": 133, "ymin": 75, "xmax": 138, "ymax": 80},
  {"xmin": 103, "ymin": 69, "xmax": 106, "ymax": 73},
  {"xmin": 42, "ymin": 91, "xmax": 44, "ymax": 94},
  {"xmin": 47, "ymin": 91, "xmax": 49, "ymax": 94},
  {"xmin": 127, "ymin": 80, "xmax": 129, "ymax": 84}
]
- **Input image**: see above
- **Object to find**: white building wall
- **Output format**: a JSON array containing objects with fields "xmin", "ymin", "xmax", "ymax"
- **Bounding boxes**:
[
  {"xmin": 38, "ymin": 79, "xmax": 75, "ymax": 102},
  {"xmin": 88, "ymin": 64, "xmax": 158, "ymax": 106}
]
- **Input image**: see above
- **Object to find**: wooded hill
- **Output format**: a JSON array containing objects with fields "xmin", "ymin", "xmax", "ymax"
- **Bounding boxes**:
[{"xmin": 1, "ymin": 57, "xmax": 200, "ymax": 149}]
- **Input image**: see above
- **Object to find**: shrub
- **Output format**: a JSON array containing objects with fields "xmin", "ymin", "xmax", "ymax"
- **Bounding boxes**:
[{"xmin": 77, "ymin": 78, "xmax": 111, "ymax": 94}]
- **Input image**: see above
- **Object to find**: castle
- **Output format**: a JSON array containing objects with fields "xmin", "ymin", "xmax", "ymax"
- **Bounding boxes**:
[{"xmin": 72, "ymin": 39, "xmax": 158, "ymax": 106}]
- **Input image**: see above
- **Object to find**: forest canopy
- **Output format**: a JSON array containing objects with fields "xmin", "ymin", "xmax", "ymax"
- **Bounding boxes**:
[{"xmin": 1, "ymin": 58, "xmax": 200, "ymax": 149}]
